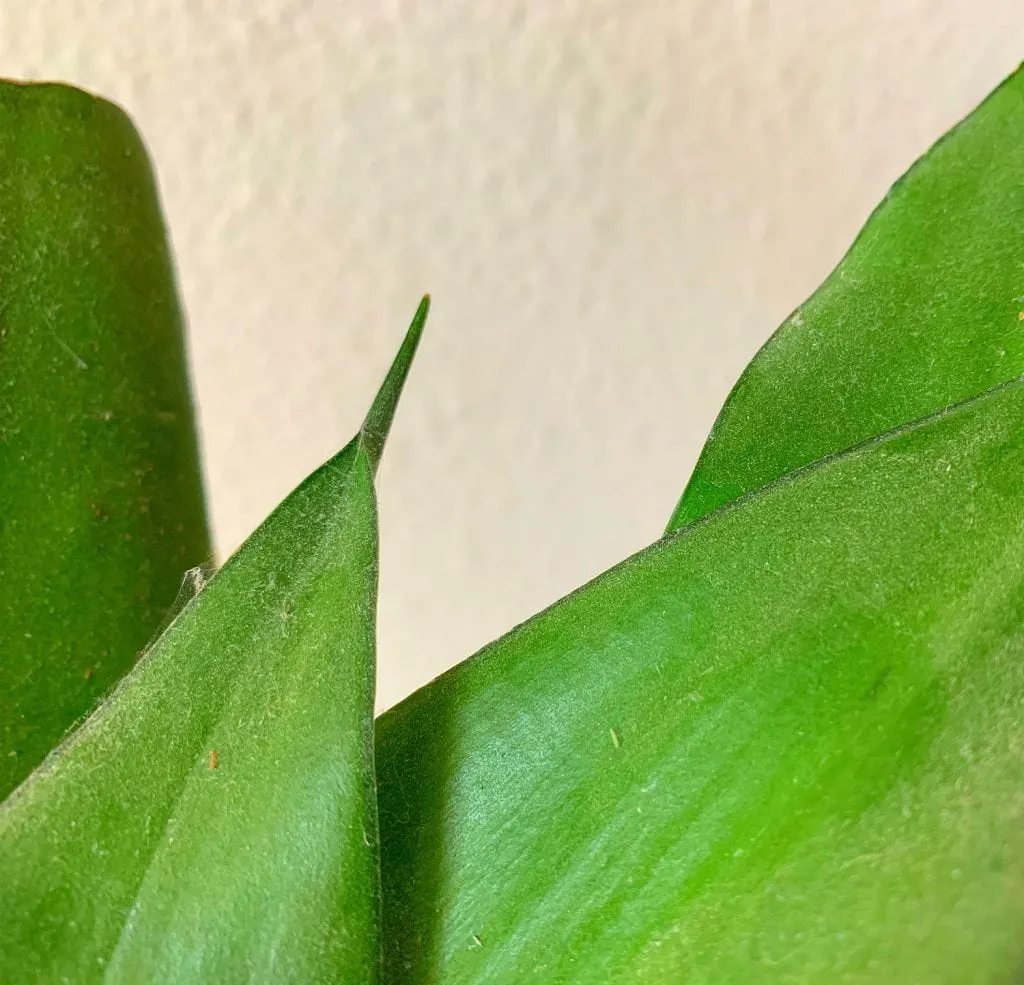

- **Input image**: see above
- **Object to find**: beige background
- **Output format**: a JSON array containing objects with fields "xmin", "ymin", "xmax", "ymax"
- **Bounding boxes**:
[{"xmin": 3, "ymin": 2, "xmax": 1022, "ymax": 709}]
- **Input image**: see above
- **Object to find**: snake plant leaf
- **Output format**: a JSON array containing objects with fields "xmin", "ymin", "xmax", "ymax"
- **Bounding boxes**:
[
  {"xmin": 667, "ymin": 62, "xmax": 1024, "ymax": 533},
  {"xmin": 0, "ymin": 299, "xmax": 428, "ymax": 983},
  {"xmin": 378, "ymin": 376, "xmax": 1024, "ymax": 983},
  {"xmin": 0, "ymin": 81, "xmax": 210, "ymax": 798}
]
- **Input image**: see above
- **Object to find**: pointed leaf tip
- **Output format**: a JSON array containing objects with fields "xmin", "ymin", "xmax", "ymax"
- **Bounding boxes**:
[{"xmin": 360, "ymin": 295, "xmax": 430, "ymax": 473}]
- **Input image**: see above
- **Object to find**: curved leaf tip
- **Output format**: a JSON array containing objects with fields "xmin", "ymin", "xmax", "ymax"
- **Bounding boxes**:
[{"xmin": 361, "ymin": 294, "xmax": 430, "ymax": 473}]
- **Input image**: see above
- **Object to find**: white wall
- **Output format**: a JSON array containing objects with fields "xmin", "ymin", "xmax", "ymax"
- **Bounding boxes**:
[{"xmin": 3, "ymin": 2, "xmax": 1022, "ymax": 708}]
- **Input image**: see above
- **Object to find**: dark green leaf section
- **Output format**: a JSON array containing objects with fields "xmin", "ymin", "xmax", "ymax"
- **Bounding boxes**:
[
  {"xmin": 0, "ymin": 81, "xmax": 210, "ymax": 797},
  {"xmin": 667, "ymin": 63, "xmax": 1024, "ymax": 533},
  {"xmin": 378, "ymin": 379, "xmax": 1024, "ymax": 984},
  {"xmin": 0, "ymin": 305, "xmax": 427, "ymax": 982}
]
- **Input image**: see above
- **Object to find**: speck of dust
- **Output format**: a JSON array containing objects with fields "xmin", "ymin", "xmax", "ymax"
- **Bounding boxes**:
[
  {"xmin": 470, "ymin": 935, "xmax": 483, "ymax": 949},
  {"xmin": 208, "ymin": 749, "xmax": 219, "ymax": 771},
  {"xmin": 610, "ymin": 727, "xmax": 622, "ymax": 750}
]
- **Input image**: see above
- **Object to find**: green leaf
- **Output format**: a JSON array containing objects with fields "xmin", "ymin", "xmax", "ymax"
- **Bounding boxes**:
[
  {"xmin": 0, "ymin": 299, "xmax": 428, "ymax": 983},
  {"xmin": 0, "ymin": 81, "xmax": 210, "ymax": 797},
  {"xmin": 376, "ymin": 68, "xmax": 1024, "ymax": 982},
  {"xmin": 667, "ymin": 63, "xmax": 1024, "ymax": 533},
  {"xmin": 379, "ymin": 377, "xmax": 1024, "ymax": 983}
]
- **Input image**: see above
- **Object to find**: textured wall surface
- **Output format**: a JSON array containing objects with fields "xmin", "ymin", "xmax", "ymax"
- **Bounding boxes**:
[{"xmin": 3, "ymin": 3, "xmax": 1023, "ymax": 708}]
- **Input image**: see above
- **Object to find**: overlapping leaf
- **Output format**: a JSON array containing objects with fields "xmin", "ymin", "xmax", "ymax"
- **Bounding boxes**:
[
  {"xmin": 0, "ymin": 81, "xmax": 210, "ymax": 798},
  {"xmin": 0, "ymin": 299, "xmax": 428, "ymax": 983},
  {"xmin": 668, "ymin": 63, "xmax": 1024, "ymax": 531},
  {"xmin": 375, "ymin": 66, "xmax": 1024, "ymax": 982},
  {"xmin": 378, "ymin": 369, "xmax": 1024, "ymax": 984}
]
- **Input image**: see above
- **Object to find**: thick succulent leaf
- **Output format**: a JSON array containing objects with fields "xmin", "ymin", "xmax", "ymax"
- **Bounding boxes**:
[
  {"xmin": 0, "ymin": 81, "xmax": 210, "ymax": 797},
  {"xmin": 378, "ymin": 377, "xmax": 1024, "ymax": 983},
  {"xmin": 667, "ymin": 63, "xmax": 1024, "ymax": 533},
  {"xmin": 0, "ymin": 300, "xmax": 427, "ymax": 983}
]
